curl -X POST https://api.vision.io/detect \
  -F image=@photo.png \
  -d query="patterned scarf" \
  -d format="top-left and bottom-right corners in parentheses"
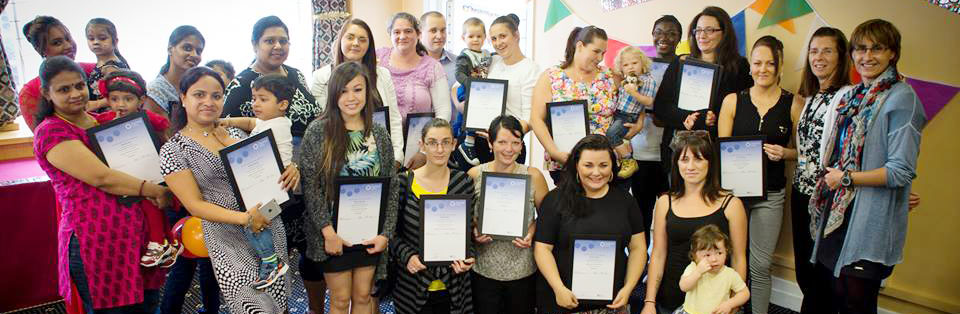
top-left (809, 67), bottom-right (901, 237)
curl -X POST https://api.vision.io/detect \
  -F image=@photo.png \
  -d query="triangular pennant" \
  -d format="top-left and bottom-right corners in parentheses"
top-left (638, 45), bottom-right (657, 58)
top-left (604, 38), bottom-right (630, 69)
top-left (544, 0), bottom-right (572, 31)
top-left (778, 19), bottom-right (796, 33)
top-left (750, 0), bottom-right (774, 14)
top-left (758, 0), bottom-right (813, 29)
top-left (676, 40), bottom-right (690, 55)
top-left (795, 15), bottom-right (829, 70)
top-left (905, 77), bottom-right (960, 121)
top-left (732, 10), bottom-right (747, 57)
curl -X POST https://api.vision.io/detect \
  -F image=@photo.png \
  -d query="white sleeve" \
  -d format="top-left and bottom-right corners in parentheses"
top-left (310, 65), bottom-right (332, 112)
top-left (273, 119), bottom-right (295, 167)
top-left (377, 67), bottom-right (404, 163)
top-left (519, 62), bottom-right (541, 122)
top-left (430, 62), bottom-right (452, 121)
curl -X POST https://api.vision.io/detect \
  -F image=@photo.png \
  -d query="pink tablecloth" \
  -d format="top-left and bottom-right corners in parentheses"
top-left (0, 158), bottom-right (59, 312)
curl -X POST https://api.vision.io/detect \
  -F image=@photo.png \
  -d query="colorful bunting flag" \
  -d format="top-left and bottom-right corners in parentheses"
top-left (545, 0), bottom-right (572, 31)
top-left (732, 10), bottom-right (748, 57)
top-left (758, 0), bottom-right (813, 29)
top-left (905, 77), bottom-right (960, 120)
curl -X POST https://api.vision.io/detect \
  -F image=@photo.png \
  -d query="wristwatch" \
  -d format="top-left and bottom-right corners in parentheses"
top-left (840, 170), bottom-right (853, 188)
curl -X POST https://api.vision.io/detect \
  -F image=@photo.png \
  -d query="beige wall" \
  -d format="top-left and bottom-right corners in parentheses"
top-left (348, 0), bottom-right (424, 49)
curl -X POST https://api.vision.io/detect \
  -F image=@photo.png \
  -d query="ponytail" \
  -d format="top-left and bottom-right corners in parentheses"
top-left (559, 26), bottom-right (607, 69)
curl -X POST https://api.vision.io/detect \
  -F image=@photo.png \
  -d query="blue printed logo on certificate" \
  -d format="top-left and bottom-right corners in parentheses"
top-left (480, 176), bottom-right (527, 237)
top-left (678, 61), bottom-right (718, 111)
top-left (464, 79), bottom-right (507, 130)
top-left (422, 198), bottom-right (468, 262)
top-left (228, 136), bottom-right (289, 209)
top-left (336, 183), bottom-right (383, 244)
top-left (571, 239), bottom-right (617, 300)
top-left (94, 117), bottom-right (164, 184)
top-left (548, 101), bottom-right (588, 154)
top-left (404, 113), bottom-right (435, 165)
top-left (719, 138), bottom-right (765, 198)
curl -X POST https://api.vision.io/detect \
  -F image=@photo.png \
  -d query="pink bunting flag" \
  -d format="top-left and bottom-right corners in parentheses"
top-left (905, 77), bottom-right (959, 121)
top-left (602, 38), bottom-right (656, 69)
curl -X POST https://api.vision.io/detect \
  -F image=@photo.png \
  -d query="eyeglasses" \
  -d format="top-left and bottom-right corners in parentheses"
top-left (423, 139), bottom-right (455, 151)
top-left (852, 44), bottom-right (888, 55)
top-left (653, 30), bottom-right (680, 38)
top-left (692, 27), bottom-right (722, 36)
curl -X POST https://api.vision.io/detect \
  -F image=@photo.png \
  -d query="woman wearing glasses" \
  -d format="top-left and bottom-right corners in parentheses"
top-left (653, 6), bottom-right (754, 172)
top-left (807, 19), bottom-right (925, 313)
top-left (391, 118), bottom-right (476, 314)
top-left (640, 131), bottom-right (747, 314)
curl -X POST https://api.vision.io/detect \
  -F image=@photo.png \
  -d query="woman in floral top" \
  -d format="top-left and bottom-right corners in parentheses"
top-left (530, 26), bottom-right (632, 182)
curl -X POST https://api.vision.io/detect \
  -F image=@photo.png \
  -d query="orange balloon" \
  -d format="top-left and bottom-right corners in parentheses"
top-left (181, 216), bottom-right (209, 258)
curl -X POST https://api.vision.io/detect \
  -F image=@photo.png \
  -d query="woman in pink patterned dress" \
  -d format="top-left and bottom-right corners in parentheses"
top-left (32, 56), bottom-right (173, 313)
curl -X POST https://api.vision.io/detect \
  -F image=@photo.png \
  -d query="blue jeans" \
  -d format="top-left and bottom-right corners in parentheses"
top-left (160, 209), bottom-right (220, 314)
top-left (605, 111), bottom-right (641, 145)
top-left (244, 227), bottom-right (277, 262)
top-left (69, 235), bottom-right (160, 314)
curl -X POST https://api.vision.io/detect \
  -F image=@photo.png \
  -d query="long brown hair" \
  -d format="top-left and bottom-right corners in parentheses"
top-left (319, 62), bottom-right (379, 202)
top-left (560, 26), bottom-right (607, 69)
top-left (688, 6), bottom-right (742, 78)
top-left (668, 132), bottom-right (727, 204)
top-left (798, 27), bottom-right (851, 97)
top-left (332, 19), bottom-right (378, 93)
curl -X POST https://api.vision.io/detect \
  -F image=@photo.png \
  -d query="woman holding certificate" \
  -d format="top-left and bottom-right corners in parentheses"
top-left (33, 56), bottom-right (173, 312)
top-left (298, 62), bottom-right (398, 314)
top-left (392, 118), bottom-right (476, 314)
top-left (640, 132), bottom-right (747, 314)
top-left (653, 6), bottom-right (753, 171)
top-left (530, 26), bottom-right (633, 183)
top-left (160, 66), bottom-right (300, 313)
top-left (467, 115), bottom-right (548, 314)
top-left (716, 36), bottom-right (797, 314)
top-left (807, 20), bottom-right (926, 313)
top-left (534, 135), bottom-right (647, 314)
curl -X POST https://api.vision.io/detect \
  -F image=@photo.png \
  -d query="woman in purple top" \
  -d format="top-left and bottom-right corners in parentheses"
top-left (33, 56), bottom-right (173, 313)
top-left (376, 12), bottom-right (452, 124)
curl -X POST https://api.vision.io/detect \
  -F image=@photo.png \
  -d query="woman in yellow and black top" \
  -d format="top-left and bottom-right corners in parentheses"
top-left (391, 118), bottom-right (476, 314)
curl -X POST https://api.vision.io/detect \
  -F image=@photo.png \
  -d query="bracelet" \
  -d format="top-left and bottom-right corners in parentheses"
top-left (644, 300), bottom-right (656, 304)
top-left (138, 180), bottom-right (146, 197)
top-left (245, 214), bottom-right (254, 230)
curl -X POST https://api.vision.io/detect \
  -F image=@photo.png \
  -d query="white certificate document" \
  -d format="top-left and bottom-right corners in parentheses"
top-left (677, 63), bottom-right (717, 111)
top-left (571, 239), bottom-right (617, 300)
top-left (464, 80), bottom-right (507, 130)
top-left (92, 117), bottom-right (164, 184)
top-left (719, 139), bottom-right (765, 197)
top-left (422, 198), bottom-right (468, 263)
top-left (336, 182), bottom-right (383, 244)
top-left (404, 115), bottom-right (434, 165)
top-left (549, 102), bottom-right (588, 154)
top-left (372, 108), bottom-right (388, 132)
top-left (480, 175), bottom-right (528, 238)
top-left (224, 135), bottom-right (289, 210)
top-left (650, 60), bottom-right (670, 93)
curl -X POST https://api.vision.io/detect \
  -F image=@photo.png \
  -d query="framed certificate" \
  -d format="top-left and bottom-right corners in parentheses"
top-left (718, 136), bottom-right (767, 200)
top-left (677, 58), bottom-right (721, 112)
top-left (419, 194), bottom-right (471, 266)
top-left (403, 112), bottom-right (436, 166)
top-left (220, 129), bottom-right (292, 211)
top-left (87, 112), bottom-right (164, 185)
top-left (546, 100), bottom-right (590, 155)
top-left (477, 172), bottom-right (532, 240)
top-left (649, 57), bottom-right (670, 93)
top-left (333, 176), bottom-right (390, 251)
top-left (372, 106), bottom-right (389, 134)
top-left (567, 234), bottom-right (624, 304)
top-left (463, 78), bottom-right (508, 131)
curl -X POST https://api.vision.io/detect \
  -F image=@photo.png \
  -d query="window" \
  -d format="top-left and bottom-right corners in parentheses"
top-left (424, 0), bottom-right (534, 57)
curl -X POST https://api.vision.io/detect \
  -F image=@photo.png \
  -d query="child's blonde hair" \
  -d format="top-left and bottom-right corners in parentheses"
top-left (688, 224), bottom-right (731, 262)
top-left (613, 46), bottom-right (652, 77)
top-left (463, 17), bottom-right (486, 35)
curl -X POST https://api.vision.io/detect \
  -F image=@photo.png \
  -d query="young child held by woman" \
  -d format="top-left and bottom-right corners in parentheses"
top-left (676, 224), bottom-right (750, 314)
top-left (607, 46), bottom-right (657, 178)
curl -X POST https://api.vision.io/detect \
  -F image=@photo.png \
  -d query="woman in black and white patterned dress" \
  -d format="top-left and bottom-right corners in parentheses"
top-left (160, 66), bottom-right (301, 313)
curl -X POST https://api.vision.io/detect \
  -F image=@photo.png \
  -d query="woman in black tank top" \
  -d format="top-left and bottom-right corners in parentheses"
top-left (640, 132), bottom-right (747, 314)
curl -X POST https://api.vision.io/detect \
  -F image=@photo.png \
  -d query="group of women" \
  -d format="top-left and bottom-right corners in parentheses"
top-left (22, 4), bottom-right (924, 314)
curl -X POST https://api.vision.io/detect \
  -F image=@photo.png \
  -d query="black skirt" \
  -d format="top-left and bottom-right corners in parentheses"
top-left (323, 247), bottom-right (381, 273)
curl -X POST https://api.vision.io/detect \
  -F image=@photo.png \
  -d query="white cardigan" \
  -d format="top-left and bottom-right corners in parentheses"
top-left (311, 65), bottom-right (404, 163)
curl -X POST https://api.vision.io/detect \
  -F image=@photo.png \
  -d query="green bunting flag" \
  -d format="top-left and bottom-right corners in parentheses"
top-left (544, 0), bottom-right (572, 31)
top-left (758, 0), bottom-right (814, 28)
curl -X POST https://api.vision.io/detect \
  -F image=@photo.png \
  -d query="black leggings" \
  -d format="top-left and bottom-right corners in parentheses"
top-left (809, 261), bottom-right (891, 314)
top-left (790, 187), bottom-right (817, 314)
top-left (472, 273), bottom-right (536, 314)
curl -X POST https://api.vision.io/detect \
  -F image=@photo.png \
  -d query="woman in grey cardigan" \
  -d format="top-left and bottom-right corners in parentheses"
top-left (807, 19), bottom-right (926, 313)
top-left (297, 61), bottom-right (399, 314)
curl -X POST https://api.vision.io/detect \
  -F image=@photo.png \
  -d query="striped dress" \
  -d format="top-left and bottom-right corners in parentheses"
top-left (391, 170), bottom-right (476, 314)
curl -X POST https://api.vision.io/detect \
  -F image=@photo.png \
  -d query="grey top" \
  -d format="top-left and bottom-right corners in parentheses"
top-left (471, 162), bottom-right (538, 281)
top-left (296, 118), bottom-right (399, 280)
top-left (146, 74), bottom-right (178, 113)
top-left (810, 80), bottom-right (926, 276)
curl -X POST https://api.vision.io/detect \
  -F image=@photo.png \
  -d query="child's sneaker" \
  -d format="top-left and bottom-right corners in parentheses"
top-left (618, 158), bottom-right (639, 179)
top-left (140, 241), bottom-right (170, 267)
top-left (253, 260), bottom-right (289, 290)
top-left (159, 240), bottom-right (184, 268)
top-left (457, 142), bottom-right (480, 166)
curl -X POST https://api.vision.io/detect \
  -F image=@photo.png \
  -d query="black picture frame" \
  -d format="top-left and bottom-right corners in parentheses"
top-left (332, 176), bottom-right (391, 252)
top-left (418, 194), bottom-right (472, 267)
top-left (86, 112), bottom-right (164, 205)
top-left (477, 172), bottom-right (532, 240)
top-left (403, 112), bottom-right (437, 166)
top-left (546, 100), bottom-right (590, 153)
top-left (565, 234), bottom-right (625, 305)
top-left (676, 57), bottom-right (722, 112)
top-left (219, 129), bottom-right (292, 211)
top-left (372, 106), bottom-right (390, 134)
top-left (462, 78), bottom-right (508, 132)
top-left (717, 135), bottom-right (768, 201)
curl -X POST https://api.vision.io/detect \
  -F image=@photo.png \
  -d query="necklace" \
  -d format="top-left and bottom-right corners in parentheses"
top-left (54, 112), bottom-right (97, 129)
top-left (187, 125), bottom-right (216, 137)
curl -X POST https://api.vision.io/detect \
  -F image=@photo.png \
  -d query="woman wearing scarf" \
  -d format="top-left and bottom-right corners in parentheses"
top-left (807, 19), bottom-right (926, 314)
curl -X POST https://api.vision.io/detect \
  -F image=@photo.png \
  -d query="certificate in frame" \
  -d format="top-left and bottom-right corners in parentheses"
top-left (677, 58), bottom-right (722, 112)
top-left (717, 135), bottom-right (767, 201)
top-left (220, 129), bottom-right (292, 211)
top-left (477, 172), bottom-right (532, 240)
top-left (403, 112), bottom-right (436, 166)
top-left (546, 100), bottom-right (590, 154)
top-left (333, 176), bottom-right (391, 251)
top-left (418, 194), bottom-right (472, 267)
top-left (372, 106), bottom-right (390, 134)
top-left (462, 78), bottom-right (508, 132)
top-left (649, 57), bottom-right (670, 93)
top-left (566, 234), bottom-right (625, 304)
top-left (86, 111), bottom-right (164, 183)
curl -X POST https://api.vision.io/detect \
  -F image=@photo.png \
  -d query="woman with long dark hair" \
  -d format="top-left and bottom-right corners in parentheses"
top-left (640, 132), bottom-right (747, 314)
top-left (298, 61), bottom-right (398, 313)
top-left (144, 25), bottom-right (205, 117)
top-left (534, 135), bottom-right (647, 313)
